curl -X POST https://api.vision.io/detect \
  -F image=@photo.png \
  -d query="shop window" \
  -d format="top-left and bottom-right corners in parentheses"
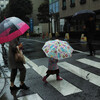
top-left (70, 0), bottom-right (75, 7)
top-left (80, 0), bottom-right (86, 4)
top-left (49, 0), bottom-right (52, 4)
top-left (62, 0), bottom-right (66, 10)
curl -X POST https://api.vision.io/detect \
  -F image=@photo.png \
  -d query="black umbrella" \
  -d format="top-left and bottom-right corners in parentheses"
top-left (72, 10), bottom-right (96, 20)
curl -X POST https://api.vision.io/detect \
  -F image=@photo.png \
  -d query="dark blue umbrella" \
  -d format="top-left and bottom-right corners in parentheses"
top-left (72, 10), bottom-right (96, 20)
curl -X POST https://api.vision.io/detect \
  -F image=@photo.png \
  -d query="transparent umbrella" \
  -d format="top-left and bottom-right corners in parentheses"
top-left (0, 17), bottom-right (29, 44)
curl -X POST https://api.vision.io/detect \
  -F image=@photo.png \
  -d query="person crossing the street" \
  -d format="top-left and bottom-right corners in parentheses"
top-left (42, 57), bottom-right (63, 83)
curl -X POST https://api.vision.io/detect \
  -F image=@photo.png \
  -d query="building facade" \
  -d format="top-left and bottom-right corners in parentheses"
top-left (30, 0), bottom-right (45, 26)
top-left (59, 0), bottom-right (100, 33)
top-left (0, 0), bottom-right (9, 11)
top-left (49, 0), bottom-right (60, 34)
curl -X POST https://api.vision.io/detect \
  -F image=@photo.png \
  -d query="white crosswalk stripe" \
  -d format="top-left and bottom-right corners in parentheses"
top-left (1, 41), bottom-right (100, 99)
top-left (18, 93), bottom-right (43, 100)
top-left (95, 55), bottom-right (100, 58)
top-left (74, 50), bottom-right (100, 58)
top-left (40, 65), bottom-right (82, 96)
top-left (24, 55), bottom-right (100, 96)
top-left (24, 63), bottom-right (30, 69)
top-left (24, 56), bottom-right (82, 96)
top-left (58, 62), bottom-right (100, 87)
top-left (77, 58), bottom-right (100, 69)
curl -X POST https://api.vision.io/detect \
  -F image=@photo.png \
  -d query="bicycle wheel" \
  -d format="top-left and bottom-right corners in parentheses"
top-left (0, 67), bottom-right (6, 97)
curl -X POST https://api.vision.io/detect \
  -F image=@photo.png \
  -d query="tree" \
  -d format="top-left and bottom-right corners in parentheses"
top-left (37, 1), bottom-right (50, 23)
top-left (7, 0), bottom-right (33, 22)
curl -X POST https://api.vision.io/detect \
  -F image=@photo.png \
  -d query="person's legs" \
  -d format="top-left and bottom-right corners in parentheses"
top-left (10, 68), bottom-right (19, 90)
top-left (87, 37), bottom-right (95, 56)
top-left (87, 38), bottom-right (93, 56)
top-left (10, 68), bottom-right (17, 87)
top-left (42, 74), bottom-right (50, 83)
top-left (19, 66), bottom-right (29, 90)
top-left (19, 67), bottom-right (26, 85)
top-left (56, 73), bottom-right (63, 80)
top-left (88, 43), bottom-right (93, 55)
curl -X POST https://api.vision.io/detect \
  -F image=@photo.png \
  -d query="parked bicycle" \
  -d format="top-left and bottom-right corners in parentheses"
top-left (0, 65), bottom-right (6, 97)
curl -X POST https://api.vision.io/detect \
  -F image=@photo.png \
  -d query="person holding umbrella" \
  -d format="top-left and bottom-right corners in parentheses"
top-left (83, 15), bottom-right (96, 56)
top-left (42, 39), bottom-right (74, 83)
top-left (9, 38), bottom-right (29, 90)
top-left (42, 57), bottom-right (63, 83)
top-left (0, 17), bottom-right (30, 90)
top-left (73, 10), bottom-right (96, 56)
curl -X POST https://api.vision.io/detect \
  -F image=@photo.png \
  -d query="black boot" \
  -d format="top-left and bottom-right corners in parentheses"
top-left (20, 83), bottom-right (29, 90)
top-left (10, 85), bottom-right (19, 91)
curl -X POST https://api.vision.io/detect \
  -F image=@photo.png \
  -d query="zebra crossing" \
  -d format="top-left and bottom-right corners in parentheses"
top-left (18, 93), bottom-right (43, 100)
top-left (1, 43), bottom-right (100, 100)
top-left (18, 54), bottom-right (100, 100)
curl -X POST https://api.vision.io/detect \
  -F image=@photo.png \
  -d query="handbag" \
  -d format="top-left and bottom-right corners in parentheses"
top-left (15, 46), bottom-right (26, 64)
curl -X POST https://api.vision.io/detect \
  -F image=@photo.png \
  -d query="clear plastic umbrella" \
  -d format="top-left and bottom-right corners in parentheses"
top-left (0, 17), bottom-right (29, 44)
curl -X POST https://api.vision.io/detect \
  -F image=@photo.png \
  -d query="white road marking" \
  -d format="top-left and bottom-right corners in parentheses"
top-left (24, 56), bottom-right (82, 96)
top-left (74, 50), bottom-right (100, 58)
top-left (77, 58), bottom-right (100, 69)
top-left (74, 50), bottom-right (88, 54)
top-left (32, 40), bottom-right (45, 43)
top-left (18, 93), bottom-right (43, 100)
top-left (95, 55), bottom-right (100, 58)
top-left (0, 52), bottom-right (4, 66)
top-left (24, 63), bottom-right (30, 69)
top-left (58, 62), bottom-right (100, 87)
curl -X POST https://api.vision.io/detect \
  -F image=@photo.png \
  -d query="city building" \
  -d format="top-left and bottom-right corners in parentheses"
top-left (30, 0), bottom-right (45, 26)
top-left (59, 0), bottom-right (100, 35)
top-left (49, 0), bottom-right (60, 34)
top-left (0, 0), bottom-right (9, 11)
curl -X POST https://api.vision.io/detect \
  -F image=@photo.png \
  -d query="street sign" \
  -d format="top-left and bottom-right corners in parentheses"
top-left (30, 18), bottom-right (33, 33)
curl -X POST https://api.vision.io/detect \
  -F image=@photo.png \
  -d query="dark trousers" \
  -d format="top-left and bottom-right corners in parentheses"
top-left (10, 67), bottom-right (26, 83)
top-left (46, 73), bottom-right (59, 78)
top-left (87, 38), bottom-right (95, 55)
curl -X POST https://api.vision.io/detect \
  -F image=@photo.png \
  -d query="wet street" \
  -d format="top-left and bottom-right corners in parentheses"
top-left (0, 37), bottom-right (100, 100)
top-left (21, 38), bottom-right (100, 59)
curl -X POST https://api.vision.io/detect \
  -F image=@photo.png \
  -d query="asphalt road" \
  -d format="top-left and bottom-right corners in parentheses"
top-left (0, 37), bottom-right (100, 100)
top-left (20, 38), bottom-right (100, 59)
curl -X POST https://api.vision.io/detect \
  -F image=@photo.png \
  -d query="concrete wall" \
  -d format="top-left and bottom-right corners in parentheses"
top-left (59, 0), bottom-right (100, 18)
top-left (34, 23), bottom-right (49, 34)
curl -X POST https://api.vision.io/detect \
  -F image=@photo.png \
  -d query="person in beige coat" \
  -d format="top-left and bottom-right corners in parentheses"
top-left (8, 38), bottom-right (29, 91)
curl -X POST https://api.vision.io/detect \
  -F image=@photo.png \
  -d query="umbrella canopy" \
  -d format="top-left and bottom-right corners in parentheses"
top-left (72, 10), bottom-right (96, 20)
top-left (42, 39), bottom-right (74, 60)
top-left (0, 17), bottom-right (29, 44)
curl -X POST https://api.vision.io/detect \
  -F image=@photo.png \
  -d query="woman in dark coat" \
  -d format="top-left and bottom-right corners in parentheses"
top-left (8, 38), bottom-right (29, 90)
top-left (84, 15), bottom-right (96, 56)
